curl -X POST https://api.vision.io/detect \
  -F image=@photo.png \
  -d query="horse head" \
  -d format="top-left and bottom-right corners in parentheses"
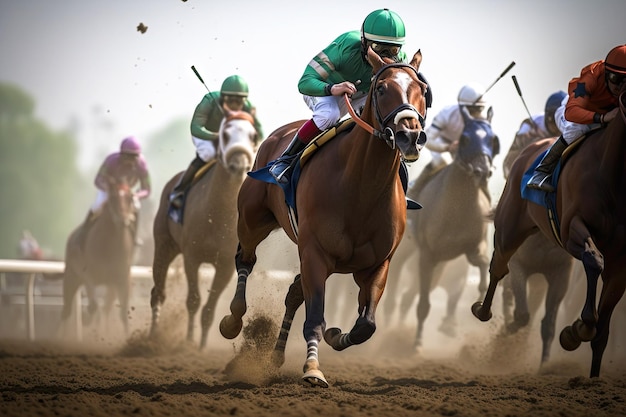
top-left (364, 47), bottom-right (428, 162)
top-left (455, 105), bottom-right (499, 183)
top-left (105, 176), bottom-right (136, 228)
top-left (217, 110), bottom-right (259, 174)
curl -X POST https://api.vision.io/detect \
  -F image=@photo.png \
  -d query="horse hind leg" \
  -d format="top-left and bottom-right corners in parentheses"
top-left (539, 271), bottom-right (568, 364)
top-left (272, 274), bottom-right (304, 368)
top-left (219, 244), bottom-right (256, 340)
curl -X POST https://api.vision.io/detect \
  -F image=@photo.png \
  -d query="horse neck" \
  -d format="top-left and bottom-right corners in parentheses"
top-left (347, 105), bottom-right (402, 188)
top-left (208, 160), bottom-right (246, 208)
top-left (598, 105), bottom-right (626, 183)
top-left (102, 197), bottom-right (132, 232)
top-left (447, 162), bottom-right (484, 199)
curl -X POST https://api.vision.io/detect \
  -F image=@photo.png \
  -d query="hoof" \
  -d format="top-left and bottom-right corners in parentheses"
top-left (302, 369), bottom-right (329, 388)
top-left (572, 319), bottom-right (596, 342)
top-left (559, 326), bottom-right (582, 351)
top-left (219, 314), bottom-right (243, 339)
top-left (471, 302), bottom-right (492, 322)
top-left (323, 327), bottom-right (342, 345)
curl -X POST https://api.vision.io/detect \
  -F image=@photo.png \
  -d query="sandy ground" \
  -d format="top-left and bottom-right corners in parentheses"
top-left (2, 243), bottom-right (626, 417)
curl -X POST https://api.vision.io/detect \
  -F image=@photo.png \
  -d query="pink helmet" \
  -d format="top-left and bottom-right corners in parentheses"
top-left (120, 136), bottom-right (141, 155)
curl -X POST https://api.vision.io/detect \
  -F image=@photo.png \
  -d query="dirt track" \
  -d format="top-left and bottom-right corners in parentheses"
top-left (1, 305), bottom-right (626, 417)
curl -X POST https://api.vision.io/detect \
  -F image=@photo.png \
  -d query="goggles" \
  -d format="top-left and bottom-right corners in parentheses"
top-left (369, 42), bottom-right (401, 57)
top-left (224, 95), bottom-right (245, 104)
top-left (607, 71), bottom-right (625, 86)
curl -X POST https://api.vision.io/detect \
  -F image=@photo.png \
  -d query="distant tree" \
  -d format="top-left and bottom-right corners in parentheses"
top-left (0, 82), bottom-right (82, 258)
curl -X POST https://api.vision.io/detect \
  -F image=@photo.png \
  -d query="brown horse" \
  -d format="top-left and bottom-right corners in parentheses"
top-left (61, 177), bottom-right (137, 336)
top-left (472, 89), bottom-right (626, 378)
top-left (219, 48), bottom-right (428, 387)
top-left (390, 107), bottom-right (498, 349)
top-left (150, 110), bottom-right (259, 348)
top-left (499, 136), bottom-right (575, 366)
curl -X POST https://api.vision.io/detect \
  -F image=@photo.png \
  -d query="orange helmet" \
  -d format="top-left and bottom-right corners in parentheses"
top-left (605, 44), bottom-right (626, 75)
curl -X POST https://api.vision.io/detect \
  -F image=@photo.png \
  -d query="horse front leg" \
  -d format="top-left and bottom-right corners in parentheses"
top-left (589, 268), bottom-right (625, 378)
top-left (184, 258), bottom-right (202, 344)
top-left (414, 260), bottom-right (435, 349)
top-left (272, 274), bottom-right (304, 368)
top-left (150, 241), bottom-right (178, 337)
top-left (471, 231), bottom-right (516, 323)
top-left (199, 258), bottom-right (234, 350)
top-left (296, 256), bottom-right (329, 388)
top-left (324, 263), bottom-right (389, 352)
top-left (219, 244), bottom-right (256, 340)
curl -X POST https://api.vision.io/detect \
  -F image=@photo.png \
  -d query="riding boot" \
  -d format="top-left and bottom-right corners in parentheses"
top-left (169, 155), bottom-right (206, 208)
top-left (526, 136), bottom-right (568, 192)
top-left (269, 134), bottom-right (308, 185)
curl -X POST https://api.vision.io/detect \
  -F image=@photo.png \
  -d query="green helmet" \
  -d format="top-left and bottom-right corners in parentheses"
top-left (220, 75), bottom-right (249, 97)
top-left (361, 8), bottom-right (406, 45)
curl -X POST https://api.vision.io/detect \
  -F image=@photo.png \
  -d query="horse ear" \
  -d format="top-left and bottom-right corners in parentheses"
top-left (367, 46), bottom-right (384, 71)
top-left (410, 49), bottom-right (422, 72)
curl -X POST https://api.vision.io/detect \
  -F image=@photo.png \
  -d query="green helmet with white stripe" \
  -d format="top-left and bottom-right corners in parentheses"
top-left (361, 8), bottom-right (406, 45)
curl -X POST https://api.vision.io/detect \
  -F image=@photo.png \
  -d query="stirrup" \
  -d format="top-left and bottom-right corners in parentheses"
top-left (269, 157), bottom-right (295, 184)
top-left (169, 191), bottom-right (184, 208)
top-left (527, 173), bottom-right (554, 192)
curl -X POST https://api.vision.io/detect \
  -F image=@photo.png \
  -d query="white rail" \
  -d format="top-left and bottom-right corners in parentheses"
top-left (0, 259), bottom-right (155, 341)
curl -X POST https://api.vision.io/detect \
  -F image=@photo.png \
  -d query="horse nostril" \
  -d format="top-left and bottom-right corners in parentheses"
top-left (418, 131), bottom-right (427, 146)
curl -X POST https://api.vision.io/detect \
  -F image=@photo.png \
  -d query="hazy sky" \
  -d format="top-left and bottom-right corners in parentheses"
top-left (1, 0), bottom-right (624, 176)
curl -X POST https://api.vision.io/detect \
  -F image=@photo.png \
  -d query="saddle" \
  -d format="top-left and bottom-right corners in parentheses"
top-left (168, 160), bottom-right (217, 224)
top-left (520, 129), bottom-right (599, 246)
top-left (248, 118), bottom-right (421, 237)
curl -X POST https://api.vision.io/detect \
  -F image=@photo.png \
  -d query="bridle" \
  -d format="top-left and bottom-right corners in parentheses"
top-left (346, 62), bottom-right (427, 150)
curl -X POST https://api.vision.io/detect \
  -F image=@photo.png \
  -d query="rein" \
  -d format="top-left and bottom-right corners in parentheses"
top-left (344, 62), bottom-right (426, 149)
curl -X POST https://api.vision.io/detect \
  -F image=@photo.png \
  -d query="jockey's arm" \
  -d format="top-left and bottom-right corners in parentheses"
top-left (94, 161), bottom-right (111, 191)
top-left (134, 163), bottom-right (151, 200)
top-left (191, 95), bottom-right (220, 141)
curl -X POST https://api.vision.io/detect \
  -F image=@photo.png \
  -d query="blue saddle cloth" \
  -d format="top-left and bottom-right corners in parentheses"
top-left (520, 150), bottom-right (563, 241)
top-left (520, 149), bottom-right (562, 209)
top-left (248, 158), bottom-right (302, 209)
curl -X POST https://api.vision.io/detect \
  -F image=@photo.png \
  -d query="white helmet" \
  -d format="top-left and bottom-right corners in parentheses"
top-left (457, 83), bottom-right (488, 107)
